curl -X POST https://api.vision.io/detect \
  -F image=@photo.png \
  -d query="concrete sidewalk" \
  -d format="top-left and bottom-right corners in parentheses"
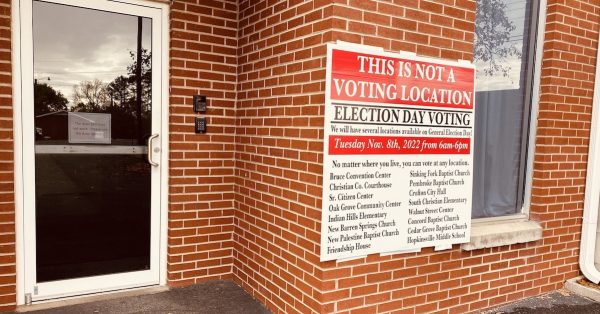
top-left (13, 281), bottom-right (271, 314)
top-left (12, 283), bottom-right (600, 314)
top-left (483, 289), bottom-right (600, 314)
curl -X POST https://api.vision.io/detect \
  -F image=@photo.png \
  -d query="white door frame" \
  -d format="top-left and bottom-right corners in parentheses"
top-left (12, 0), bottom-right (169, 305)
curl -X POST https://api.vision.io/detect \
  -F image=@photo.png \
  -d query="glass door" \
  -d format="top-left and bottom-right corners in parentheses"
top-left (20, 0), bottom-right (164, 301)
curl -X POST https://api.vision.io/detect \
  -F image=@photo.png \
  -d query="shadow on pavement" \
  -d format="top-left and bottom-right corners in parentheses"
top-left (484, 290), bottom-right (600, 314)
top-left (13, 280), bottom-right (271, 314)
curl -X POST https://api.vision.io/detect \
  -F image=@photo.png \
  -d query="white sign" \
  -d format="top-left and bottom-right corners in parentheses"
top-left (68, 112), bottom-right (111, 144)
top-left (320, 43), bottom-right (475, 261)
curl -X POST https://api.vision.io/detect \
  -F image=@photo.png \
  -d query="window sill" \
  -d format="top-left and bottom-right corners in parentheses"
top-left (461, 219), bottom-right (542, 251)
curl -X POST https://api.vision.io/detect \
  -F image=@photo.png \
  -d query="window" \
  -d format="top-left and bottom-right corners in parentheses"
top-left (472, 0), bottom-right (541, 219)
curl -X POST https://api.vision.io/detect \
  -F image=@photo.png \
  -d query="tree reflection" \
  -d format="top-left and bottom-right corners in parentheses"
top-left (35, 50), bottom-right (152, 144)
top-left (71, 79), bottom-right (109, 112)
top-left (71, 49), bottom-right (151, 113)
top-left (34, 82), bottom-right (68, 116)
top-left (474, 0), bottom-right (522, 79)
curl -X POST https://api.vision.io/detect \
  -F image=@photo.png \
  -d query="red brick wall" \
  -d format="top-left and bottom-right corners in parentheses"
top-left (531, 2), bottom-right (598, 223)
top-left (312, 1), bottom-right (596, 313)
top-left (530, 0), bottom-right (600, 298)
top-left (167, 0), bottom-right (238, 286)
top-left (234, 0), bottom-right (331, 313)
top-left (234, 0), bottom-right (599, 314)
top-left (0, 0), bottom-right (597, 312)
top-left (0, 0), bottom-right (14, 311)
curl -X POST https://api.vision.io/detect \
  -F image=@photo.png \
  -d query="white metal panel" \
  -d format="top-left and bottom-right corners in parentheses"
top-left (35, 145), bottom-right (148, 154)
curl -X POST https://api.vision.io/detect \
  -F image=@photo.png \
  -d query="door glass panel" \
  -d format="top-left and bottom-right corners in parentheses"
top-left (33, 1), bottom-right (153, 282)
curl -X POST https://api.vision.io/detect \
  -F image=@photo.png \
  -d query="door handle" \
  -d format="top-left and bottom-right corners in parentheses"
top-left (147, 133), bottom-right (159, 167)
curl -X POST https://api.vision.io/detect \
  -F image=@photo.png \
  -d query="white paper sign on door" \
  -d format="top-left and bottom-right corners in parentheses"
top-left (68, 112), bottom-right (111, 144)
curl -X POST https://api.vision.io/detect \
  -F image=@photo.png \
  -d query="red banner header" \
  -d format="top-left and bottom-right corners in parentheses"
top-left (329, 136), bottom-right (471, 155)
top-left (330, 49), bottom-right (475, 110)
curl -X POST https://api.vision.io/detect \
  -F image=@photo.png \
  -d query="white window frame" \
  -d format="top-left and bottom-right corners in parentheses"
top-left (12, 0), bottom-right (170, 305)
top-left (472, 0), bottom-right (547, 226)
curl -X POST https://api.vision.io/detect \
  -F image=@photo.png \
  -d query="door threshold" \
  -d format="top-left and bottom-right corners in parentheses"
top-left (16, 285), bottom-right (169, 312)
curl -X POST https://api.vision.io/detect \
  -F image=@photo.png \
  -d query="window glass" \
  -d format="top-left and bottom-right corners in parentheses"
top-left (33, 1), bottom-right (154, 282)
top-left (472, 0), bottom-right (539, 218)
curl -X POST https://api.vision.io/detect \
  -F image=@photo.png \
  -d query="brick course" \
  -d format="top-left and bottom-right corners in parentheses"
top-left (235, 0), bottom-right (329, 312)
top-left (168, 0), bottom-right (238, 287)
top-left (0, 0), bottom-right (14, 311)
top-left (234, 0), bottom-right (598, 313)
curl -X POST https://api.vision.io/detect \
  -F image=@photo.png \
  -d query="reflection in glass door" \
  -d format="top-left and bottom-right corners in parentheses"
top-left (20, 0), bottom-right (164, 299)
top-left (33, 1), bottom-right (153, 282)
